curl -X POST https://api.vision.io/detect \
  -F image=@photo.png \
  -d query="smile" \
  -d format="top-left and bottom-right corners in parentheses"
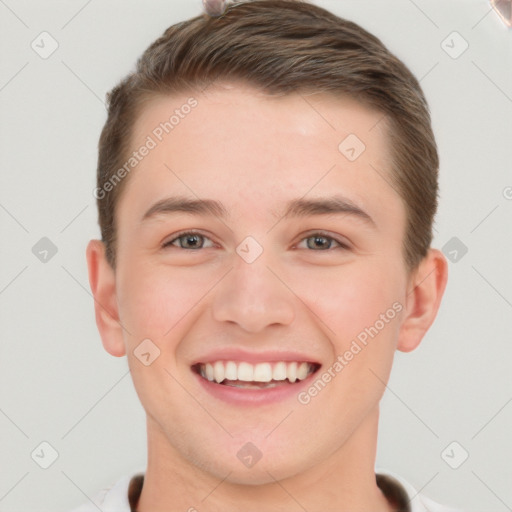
top-left (193, 360), bottom-right (320, 389)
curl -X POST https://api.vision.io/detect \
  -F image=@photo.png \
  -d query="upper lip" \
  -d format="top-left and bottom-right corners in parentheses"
top-left (191, 348), bottom-right (322, 366)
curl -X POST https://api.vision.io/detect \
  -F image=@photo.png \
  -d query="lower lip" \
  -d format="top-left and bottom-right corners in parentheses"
top-left (192, 368), bottom-right (320, 405)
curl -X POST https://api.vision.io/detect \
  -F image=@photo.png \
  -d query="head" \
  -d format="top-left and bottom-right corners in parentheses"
top-left (87, 0), bottom-right (447, 485)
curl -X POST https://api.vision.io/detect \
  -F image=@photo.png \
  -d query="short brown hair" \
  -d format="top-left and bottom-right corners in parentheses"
top-left (96, 0), bottom-right (439, 272)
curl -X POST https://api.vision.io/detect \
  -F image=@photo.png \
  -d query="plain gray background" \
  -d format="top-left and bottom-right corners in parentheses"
top-left (1, 0), bottom-right (511, 510)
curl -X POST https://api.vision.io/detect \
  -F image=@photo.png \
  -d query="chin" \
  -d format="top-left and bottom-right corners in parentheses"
top-left (189, 437), bottom-right (315, 485)
top-left (209, 458), bottom-right (305, 486)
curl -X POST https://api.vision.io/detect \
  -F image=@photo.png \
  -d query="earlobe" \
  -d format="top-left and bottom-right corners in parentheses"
top-left (397, 249), bottom-right (448, 353)
top-left (86, 240), bottom-right (126, 357)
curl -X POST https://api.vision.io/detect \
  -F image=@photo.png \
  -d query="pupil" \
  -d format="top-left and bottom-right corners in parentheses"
top-left (310, 236), bottom-right (328, 249)
top-left (185, 235), bottom-right (200, 248)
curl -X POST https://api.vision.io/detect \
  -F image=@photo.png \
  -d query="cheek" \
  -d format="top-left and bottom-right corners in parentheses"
top-left (296, 260), bottom-right (403, 342)
top-left (297, 259), bottom-right (404, 401)
top-left (116, 262), bottom-right (213, 342)
top-left (292, 264), bottom-right (403, 429)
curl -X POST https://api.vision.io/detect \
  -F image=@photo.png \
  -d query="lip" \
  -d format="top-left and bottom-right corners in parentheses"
top-left (191, 355), bottom-right (321, 406)
top-left (192, 367), bottom-right (320, 405)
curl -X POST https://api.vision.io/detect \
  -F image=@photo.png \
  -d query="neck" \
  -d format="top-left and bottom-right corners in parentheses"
top-left (137, 407), bottom-right (392, 512)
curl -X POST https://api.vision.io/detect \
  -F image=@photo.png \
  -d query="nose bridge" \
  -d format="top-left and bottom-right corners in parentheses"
top-left (211, 243), bottom-right (295, 332)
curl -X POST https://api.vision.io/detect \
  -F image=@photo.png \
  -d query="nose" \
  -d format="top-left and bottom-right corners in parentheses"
top-left (211, 250), bottom-right (296, 333)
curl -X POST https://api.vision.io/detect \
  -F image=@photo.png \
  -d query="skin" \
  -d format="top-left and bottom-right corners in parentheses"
top-left (86, 83), bottom-right (448, 512)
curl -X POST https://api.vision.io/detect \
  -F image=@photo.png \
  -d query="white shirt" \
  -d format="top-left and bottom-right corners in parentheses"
top-left (69, 468), bottom-right (464, 512)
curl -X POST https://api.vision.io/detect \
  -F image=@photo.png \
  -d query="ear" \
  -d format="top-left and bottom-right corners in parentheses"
top-left (397, 248), bottom-right (448, 353)
top-left (86, 240), bottom-right (126, 357)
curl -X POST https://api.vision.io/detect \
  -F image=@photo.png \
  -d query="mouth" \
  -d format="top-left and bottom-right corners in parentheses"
top-left (192, 360), bottom-right (321, 390)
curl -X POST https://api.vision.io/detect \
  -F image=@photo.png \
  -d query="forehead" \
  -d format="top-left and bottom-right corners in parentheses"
top-left (133, 83), bottom-right (390, 160)
top-left (119, 83), bottom-right (402, 230)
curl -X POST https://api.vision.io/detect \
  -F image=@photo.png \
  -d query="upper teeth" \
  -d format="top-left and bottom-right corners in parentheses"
top-left (198, 361), bottom-right (315, 384)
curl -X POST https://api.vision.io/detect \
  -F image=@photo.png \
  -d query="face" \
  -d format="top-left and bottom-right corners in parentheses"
top-left (106, 84), bottom-right (413, 483)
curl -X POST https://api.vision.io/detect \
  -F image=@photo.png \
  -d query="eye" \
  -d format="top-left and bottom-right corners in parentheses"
top-left (162, 231), bottom-right (215, 250)
top-left (161, 230), bottom-right (349, 251)
top-left (296, 232), bottom-right (349, 251)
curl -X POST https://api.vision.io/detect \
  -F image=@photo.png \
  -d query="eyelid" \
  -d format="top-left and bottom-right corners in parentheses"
top-left (162, 229), bottom-right (351, 251)
top-left (294, 230), bottom-right (351, 250)
top-left (162, 229), bottom-right (216, 248)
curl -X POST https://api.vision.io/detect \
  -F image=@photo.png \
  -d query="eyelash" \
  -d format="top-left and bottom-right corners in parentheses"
top-left (161, 230), bottom-right (350, 251)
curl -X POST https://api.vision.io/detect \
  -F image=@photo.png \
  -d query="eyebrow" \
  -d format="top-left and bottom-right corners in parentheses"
top-left (141, 195), bottom-right (376, 227)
